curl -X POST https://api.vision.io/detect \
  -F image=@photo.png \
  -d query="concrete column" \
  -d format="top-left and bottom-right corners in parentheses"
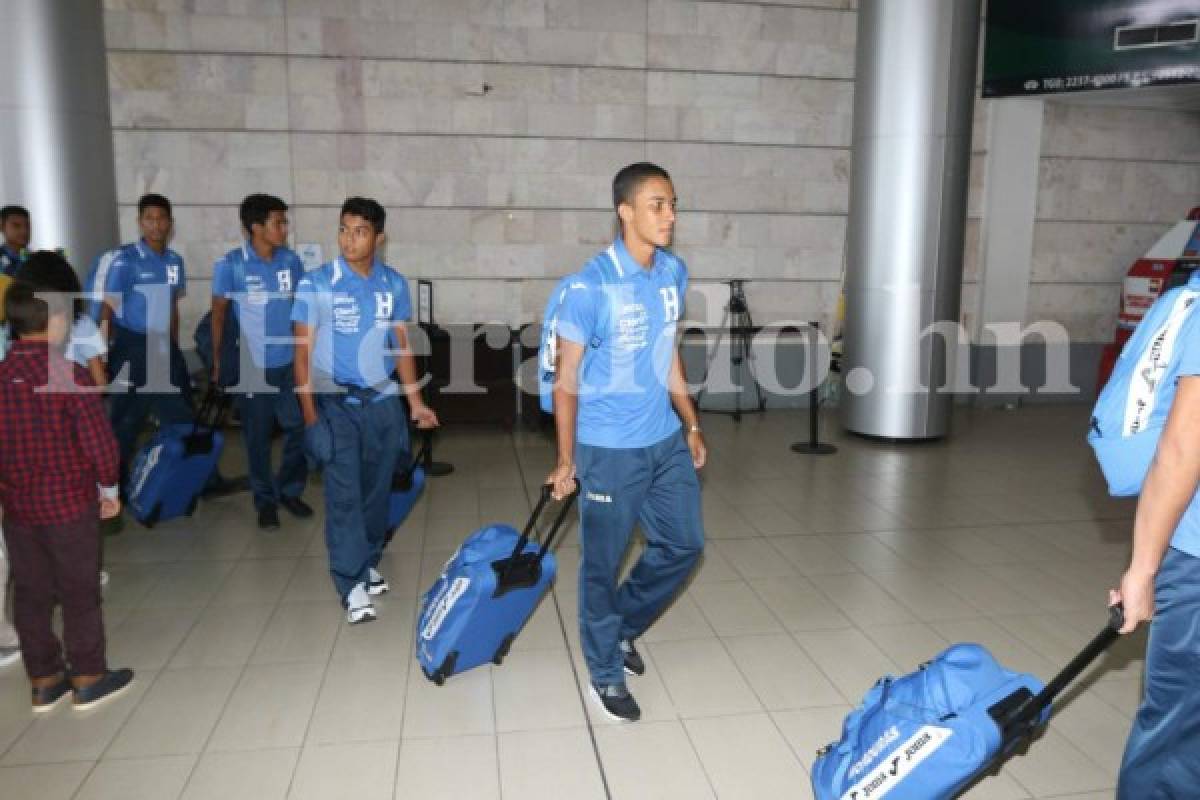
top-left (840, 0), bottom-right (982, 440)
top-left (0, 0), bottom-right (118, 270)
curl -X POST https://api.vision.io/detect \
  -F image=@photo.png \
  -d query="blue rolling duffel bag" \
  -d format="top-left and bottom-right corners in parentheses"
top-left (812, 606), bottom-right (1124, 800)
top-left (126, 388), bottom-right (228, 528)
top-left (416, 485), bottom-right (577, 685)
top-left (386, 438), bottom-right (428, 545)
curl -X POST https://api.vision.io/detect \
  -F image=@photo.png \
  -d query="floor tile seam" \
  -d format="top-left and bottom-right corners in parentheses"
top-left (386, 598), bottom-right (424, 800)
top-left (846, 557), bottom-right (996, 619)
top-left (792, 564), bottom-right (934, 636)
top-left (59, 550), bottom-right (266, 799)
top-left (508, 431), bottom-right (613, 800)
top-left (677, 692), bottom-right (851, 718)
top-left (170, 555), bottom-right (304, 799)
top-left (676, 708), bottom-right (794, 798)
top-left (0, 713), bottom-right (33, 765)
top-left (784, 621), bottom-right (901, 706)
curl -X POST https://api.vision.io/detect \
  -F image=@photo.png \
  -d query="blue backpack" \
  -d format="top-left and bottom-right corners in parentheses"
top-left (193, 257), bottom-right (247, 388)
top-left (1088, 283), bottom-right (1200, 496)
top-left (535, 248), bottom-right (619, 414)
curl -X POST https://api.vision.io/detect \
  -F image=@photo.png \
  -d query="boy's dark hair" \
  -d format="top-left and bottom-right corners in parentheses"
top-left (612, 162), bottom-right (672, 212)
top-left (240, 193), bottom-right (288, 233)
top-left (340, 197), bottom-right (386, 233)
top-left (15, 250), bottom-right (84, 321)
top-left (0, 205), bottom-right (29, 224)
top-left (3, 279), bottom-right (71, 339)
top-left (137, 193), bottom-right (172, 217)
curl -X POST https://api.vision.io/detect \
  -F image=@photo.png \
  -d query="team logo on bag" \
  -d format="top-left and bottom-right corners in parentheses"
top-left (847, 726), bottom-right (900, 780)
top-left (420, 576), bottom-right (470, 640)
top-left (840, 726), bottom-right (952, 800)
top-left (129, 444), bottom-right (163, 505)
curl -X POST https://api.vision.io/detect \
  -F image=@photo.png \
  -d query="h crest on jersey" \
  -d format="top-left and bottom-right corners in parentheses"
top-left (375, 291), bottom-right (394, 321)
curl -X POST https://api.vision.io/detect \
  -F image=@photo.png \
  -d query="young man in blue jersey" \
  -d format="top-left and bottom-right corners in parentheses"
top-left (1, 206), bottom-right (31, 276)
top-left (100, 194), bottom-right (195, 486)
top-left (293, 197), bottom-right (438, 624)
top-left (1107, 285), bottom-right (1200, 796)
top-left (546, 163), bottom-right (706, 722)
top-left (211, 194), bottom-right (311, 531)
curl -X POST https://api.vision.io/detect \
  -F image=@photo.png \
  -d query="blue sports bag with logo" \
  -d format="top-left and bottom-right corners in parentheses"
top-left (812, 608), bottom-right (1122, 800)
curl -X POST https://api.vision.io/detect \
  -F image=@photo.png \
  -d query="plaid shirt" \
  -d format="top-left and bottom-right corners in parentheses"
top-left (0, 341), bottom-right (118, 525)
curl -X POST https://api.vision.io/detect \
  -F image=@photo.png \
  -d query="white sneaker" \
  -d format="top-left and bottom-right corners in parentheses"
top-left (366, 567), bottom-right (389, 596)
top-left (345, 583), bottom-right (376, 625)
top-left (99, 570), bottom-right (109, 587)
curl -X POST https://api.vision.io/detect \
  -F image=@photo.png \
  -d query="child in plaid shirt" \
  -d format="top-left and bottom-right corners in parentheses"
top-left (0, 252), bottom-right (133, 711)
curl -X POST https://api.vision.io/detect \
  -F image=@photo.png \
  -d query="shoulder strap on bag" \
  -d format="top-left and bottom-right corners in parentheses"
top-left (1122, 288), bottom-right (1199, 436)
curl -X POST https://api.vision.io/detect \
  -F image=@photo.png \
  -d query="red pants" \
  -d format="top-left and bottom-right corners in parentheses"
top-left (2, 512), bottom-right (106, 679)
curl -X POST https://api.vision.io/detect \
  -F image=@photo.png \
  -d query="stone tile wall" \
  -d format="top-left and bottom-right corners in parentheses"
top-left (1029, 102), bottom-right (1200, 342)
top-left (103, 1), bottom-right (1200, 344)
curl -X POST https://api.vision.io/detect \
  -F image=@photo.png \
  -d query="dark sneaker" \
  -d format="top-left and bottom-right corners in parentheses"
top-left (202, 473), bottom-right (250, 499)
top-left (72, 669), bottom-right (134, 711)
top-left (258, 506), bottom-right (281, 531)
top-left (590, 683), bottom-right (641, 723)
top-left (31, 676), bottom-right (70, 713)
top-left (366, 567), bottom-right (389, 596)
top-left (620, 639), bottom-right (645, 676)
top-left (279, 495), bottom-right (314, 518)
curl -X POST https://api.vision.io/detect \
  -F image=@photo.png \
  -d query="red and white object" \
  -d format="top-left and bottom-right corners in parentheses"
top-left (1097, 208), bottom-right (1200, 390)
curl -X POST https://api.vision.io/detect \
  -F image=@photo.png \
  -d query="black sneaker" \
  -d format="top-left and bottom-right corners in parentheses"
top-left (620, 639), bottom-right (645, 676)
top-left (72, 668), bottom-right (134, 711)
top-left (590, 683), bottom-right (641, 722)
top-left (201, 473), bottom-right (249, 499)
top-left (279, 495), bottom-right (314, 518)
top-left (258, 506), bottom-right (281, 530)
top-left (31, 676), bottom-right (71, 713)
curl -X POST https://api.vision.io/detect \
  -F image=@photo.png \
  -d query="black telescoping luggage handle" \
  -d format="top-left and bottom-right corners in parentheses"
top-left (183, 384), bottom-right (231, 455)
top-left (492, 484), bottom-right (579, 594)
top-left (392, 438), bottom-right (431, 490)
top-left (1000, 604), bottom-right (1125, 741)
top-left (512, 483), bottom-right (579, 564)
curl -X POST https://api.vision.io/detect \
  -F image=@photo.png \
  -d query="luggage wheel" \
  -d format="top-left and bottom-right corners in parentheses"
top-left (492, 634), bottom-right (515, 666)
top-left (427, 652), bottom-right (457, 686)
top-left (142, 503), bottom-right (162, 529)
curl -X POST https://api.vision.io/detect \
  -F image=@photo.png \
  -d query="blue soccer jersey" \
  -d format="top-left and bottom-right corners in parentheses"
top-left (103, 240), bottom-right (186, 334)
top-left (291, 257), bottom-right (412, 389)
top-left (213, 242), bottom-right (305, 369)
top-left (556, 239), bottom-right (687, 448)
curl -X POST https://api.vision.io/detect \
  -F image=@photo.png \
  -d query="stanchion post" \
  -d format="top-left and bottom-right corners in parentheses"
top-left (791, 320), bottom-right (837, 456)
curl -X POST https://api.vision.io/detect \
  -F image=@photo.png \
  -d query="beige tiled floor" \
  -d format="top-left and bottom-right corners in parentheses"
top-left (0, 406), bottom-right (1142, 798)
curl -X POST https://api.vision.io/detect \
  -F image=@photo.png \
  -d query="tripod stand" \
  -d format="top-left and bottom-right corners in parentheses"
top-left (695, 280), bottom-right (767, 422)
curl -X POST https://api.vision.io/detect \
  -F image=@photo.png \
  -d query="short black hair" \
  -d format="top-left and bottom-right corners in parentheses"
top-left (15, 250), bottom-right (84, 321)
top-left (4, 278), bottom-right (72, 339)
top-left (5, 281), bottom-right (48, 338)
top-left (137, 193), bottom-right (172, 217)
top-left (240, 193), bottom-right (288, 233)
top-left (340, 196), bottom-right (386, 233)
top-left (0, 205), bottom-right (29, 224)
top-left (612, 162), bottom-right (672, 212)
